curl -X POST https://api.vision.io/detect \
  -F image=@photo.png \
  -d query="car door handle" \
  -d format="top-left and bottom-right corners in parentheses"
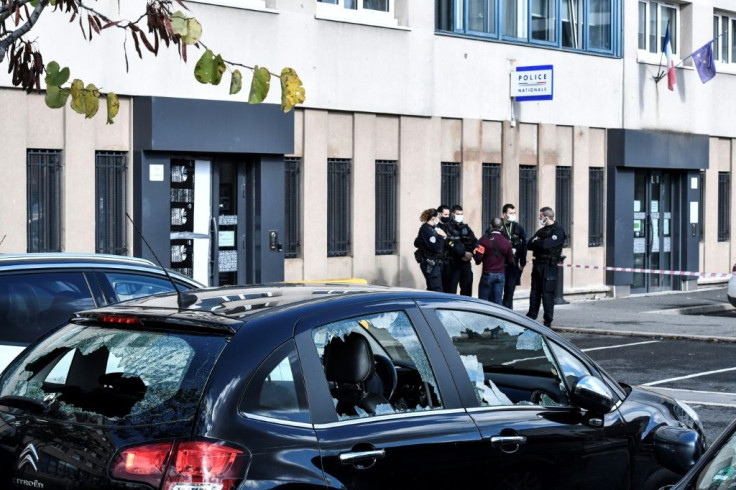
top-left (490, 435), bottom-right (527, 447)
top-left (339, 449), bottom-right (386, 465)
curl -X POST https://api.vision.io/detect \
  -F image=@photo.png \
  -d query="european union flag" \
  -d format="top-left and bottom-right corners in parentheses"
top-left (693, 41), bottom-right (716, 84)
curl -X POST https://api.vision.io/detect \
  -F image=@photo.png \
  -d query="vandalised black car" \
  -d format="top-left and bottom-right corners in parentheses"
top-left (0, 284), bottom-right (705, 489)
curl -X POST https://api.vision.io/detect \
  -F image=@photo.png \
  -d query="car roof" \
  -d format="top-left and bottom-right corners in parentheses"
top-left (0, 253), bottom-right (203, 287)
top-left (86, 283), bottom-right (459, 323)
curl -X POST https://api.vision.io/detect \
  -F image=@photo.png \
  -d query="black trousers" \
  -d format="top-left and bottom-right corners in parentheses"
top-left (421, 261), bottom-right (443, 292)
top-left (502, 264), bottom-right (522, 309)
top-left (446, 260), bottom-right (473, 296)
top-left (526, 261), bottom-right (558, 325)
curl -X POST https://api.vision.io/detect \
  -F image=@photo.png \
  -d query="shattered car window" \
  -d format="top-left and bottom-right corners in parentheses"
top-left (0, 324), bottom-right (226, 425)
top-left (435, 309), bottom-right (569, 407)
top-left (695, 429), bottom-right (736, 489)
top-left (312, 311), bottom-right (443, 421)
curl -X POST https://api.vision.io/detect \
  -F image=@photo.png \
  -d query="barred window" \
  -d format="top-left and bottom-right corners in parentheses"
top-left (327, 159), bottom-right (351, 257)
top-left (519, 165), bottom-right (538, 237)
top-left (95, 152), bottom-right (127, 255)
top-left (718, 172), bottom-right (730, 242)
top-left (588, 168), bottom-right (604, 247)
top-left (441, 162), bottom-right (462, 207)
top-left (555, 166), bottom-right (572, 246)
top-left (375, 161), bottom-right (397, 255)
top-left (482, 164), bottom-right (502, 232)
top-left (284, 157), bottom-right (301, 259)
top-left (27, 150), bottom-right (63, 253)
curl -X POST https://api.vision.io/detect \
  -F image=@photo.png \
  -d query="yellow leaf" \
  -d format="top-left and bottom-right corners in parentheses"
top-left (279, 68), bottom-right (305, 113)
top-left (106, 92), bottom-right (120, 124)
top-left (229, 70), bottom-right (242, 95)
top-left (170, 11), bottom-right (188, 36)
top-left (248, 66), bottom-right (270, 104)
top-left (183, 18), bottom-right (202, 45)
top-left (82, 84), bottom-right (100, 118)
top-left (70, 79), bottom-right (85, 115)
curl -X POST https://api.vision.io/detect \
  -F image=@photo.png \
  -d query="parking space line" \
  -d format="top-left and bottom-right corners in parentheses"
top-left (644, 386), bottom-right (736, 408)
top-left (580, 340), bottom-right (660, 352)
top-left (643, 367), bottom-right (736, 386)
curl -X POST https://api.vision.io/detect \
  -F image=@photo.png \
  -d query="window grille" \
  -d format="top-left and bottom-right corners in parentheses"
top-left (327, 159), bottom-right (351, 257)
top-left (441, 162), bottom-right (462, 207)
top-left (95, 152), bottom-right (127, 255)
top-left (284, 158), bottom-right (301, 258)
top-left (519, 165), bottom-right (538, 237)
top-left (375, 161), bottom-right (397, 255)
top-left (555, 166), bottom-right (572, 246)
top-left (718, 172), bottom-right (730, 242)
top-left (27, 150), bottom-right (62, 253)
top-left (588, 168), bottom-right (604, 247)
top-left (482, 164), bottom-right (502, 232)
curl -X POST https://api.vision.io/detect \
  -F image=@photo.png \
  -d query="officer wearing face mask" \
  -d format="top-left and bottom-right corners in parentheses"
top-left (444, 205), bottom-right (478, 296)
top-left (413, 208), bottom-right (447, 292)
top-left (526, 206), bottom-right (566, 328)
top-left (435, 204), bottom-right (453, 292)
top-left (485, 204), bottom-right (527, 309)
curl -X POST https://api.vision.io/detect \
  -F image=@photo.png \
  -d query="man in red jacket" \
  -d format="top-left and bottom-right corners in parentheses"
top-left (474, 217), bottom-right (514, 305)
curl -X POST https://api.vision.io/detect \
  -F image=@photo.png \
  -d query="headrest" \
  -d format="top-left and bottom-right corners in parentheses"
top-left (324, 332), bottom-right (375, 384)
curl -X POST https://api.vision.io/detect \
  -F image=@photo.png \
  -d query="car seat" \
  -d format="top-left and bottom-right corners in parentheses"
top-left (323, 332), bottom-right (391, 417)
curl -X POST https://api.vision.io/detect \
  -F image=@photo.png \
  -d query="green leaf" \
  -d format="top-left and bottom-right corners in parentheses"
top-left (83, 83), bottom-right (100, 118)
top-left (229, 69), bottom-right (242, 95)
top-left (182, 18), bottom-right (202, 45)
top-left (170, 11), bottom-right (188, 36)
top-left (30, 0), bottom-right (39, 7)
top-left (106, 92), bottom-right (120, 124)
top-left (248, 66), bottom-right (270, 104)
top-left (194, 50), bottom-right (226, 85)
top-left (69, 79), bottom-right (85, 114)
top-left (280, 67), bottom-right (306, 113)
top-left (45, 85), bottom-right (70, 109)
top-left (45, 61), bottom-right (70, 87)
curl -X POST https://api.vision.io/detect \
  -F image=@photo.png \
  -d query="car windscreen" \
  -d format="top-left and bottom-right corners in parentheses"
top-left (0, 324), bottom-right (227, 426)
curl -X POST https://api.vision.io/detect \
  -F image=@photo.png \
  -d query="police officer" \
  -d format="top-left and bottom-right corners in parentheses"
top-left (496, 204), bottom-right (527, 309)
top-left (444, 205), bottom-right (478, 297)
top-left (435, 205), bottom-right (453, 292)
top-left (414, 208), bottom-right (447, 292)
top-left (526, 207), bottom-right (566, 327)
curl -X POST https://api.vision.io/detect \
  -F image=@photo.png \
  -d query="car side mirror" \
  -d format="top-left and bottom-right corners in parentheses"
top-left (653, 425), bottom-right (702, 475)
top-left (570, 375), bottom-right (615, 414)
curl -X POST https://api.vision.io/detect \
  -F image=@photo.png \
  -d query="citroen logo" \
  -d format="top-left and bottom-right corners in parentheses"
top-left (18, 444), bottom-right (39, 472)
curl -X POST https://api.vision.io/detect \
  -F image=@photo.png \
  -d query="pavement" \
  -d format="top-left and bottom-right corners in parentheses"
top-left (511, 285), bottom-right (736, 342)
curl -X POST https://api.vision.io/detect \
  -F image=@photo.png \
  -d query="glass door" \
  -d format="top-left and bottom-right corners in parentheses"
top-left (210, 161), bottom-right (246, 286)
top-left (633, 171), bottom-right (673, 293)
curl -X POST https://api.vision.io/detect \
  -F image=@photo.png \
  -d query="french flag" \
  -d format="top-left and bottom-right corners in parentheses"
top-left (663, 25), bottom-right (675, 90)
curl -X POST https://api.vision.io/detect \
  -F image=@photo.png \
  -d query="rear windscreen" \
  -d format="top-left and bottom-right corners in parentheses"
top-left (0, 324), bottom-right (227, 425)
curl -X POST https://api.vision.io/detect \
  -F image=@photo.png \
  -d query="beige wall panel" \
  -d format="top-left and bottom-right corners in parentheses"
top-left (0, 91), bottom-right (29, 253)
top-left (326, 256), bottom-right (353, 280)
top-left (570, 127), bottom-right (590, 289)
top-left (702, 138), bottom-right (721, 278)
top-left (716, 139), bottom-right (730, 172)
top-left (63, 110), bottom-right (97, 251)
top-left (555, 126), bottom-right (573, 167)
top-left (327, 112), bottom-right (353, 158)
top-left (94, 98), bottom-right (131, 150)
top-left (462, 118), bottom-right (483, 229)
top-left (589, 128), bottom-right (606, 167)
top-left (291, 110), bottom-right (304, 157)
top-left (502, 122), bottom-right (520, 208)
top-left (567, 248), bottom-right (608, 294)
top-left (398, 116), bottom-right (441, 289)
top-left (481, 121), bottom-right (503, 164)
top-left (302, 110), bottom-right (329, 279)
top-left (26, 95), bottom-right (64, 149)
top-left (374, 255), bottom-right (400, 286)
top-left (352, 113), bottom-right (377, 281)
top-left (731, 140), bottom-right (736, 266)
top-left (441, 118), bottom-right (462, 163)
top-left (537, 124), bottom-right (556, 212)
top-left (518, 123), bottom-right (538, 166)
top-left (375, 116), bottom-right (399, 161)
top-left (284, 258), bottom-right (304, 281)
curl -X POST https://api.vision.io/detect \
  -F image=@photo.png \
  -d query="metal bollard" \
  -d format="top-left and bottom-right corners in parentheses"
top-left (555, 255), bottom-right (569, 305)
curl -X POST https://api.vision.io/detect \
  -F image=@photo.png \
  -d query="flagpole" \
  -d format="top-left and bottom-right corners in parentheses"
top-left (653, 20), bottom-right (671, 84)
top-left (655, 28), bottom-right (730, 84)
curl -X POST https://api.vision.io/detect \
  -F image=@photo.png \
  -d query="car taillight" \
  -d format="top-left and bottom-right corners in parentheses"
top-left (98, 314), bottom-right (142, 325)
top-left (111, 440), bottom-right (248, 490)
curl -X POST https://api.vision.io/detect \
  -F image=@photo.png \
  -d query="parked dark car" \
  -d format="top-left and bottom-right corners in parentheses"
top-left (0, 253), bottom-right (202, 371)
top-left (0, 285), bottom-right (705, 490)
top-left (667, 417), bottom-right (736, 489)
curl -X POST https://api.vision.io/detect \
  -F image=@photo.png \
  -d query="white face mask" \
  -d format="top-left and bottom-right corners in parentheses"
top-left (506, 214), bottom-right (517, 222)
top-left (453, 214), bottom-right (464, 223)
top-left (539, 217), bottom-right (548, 227)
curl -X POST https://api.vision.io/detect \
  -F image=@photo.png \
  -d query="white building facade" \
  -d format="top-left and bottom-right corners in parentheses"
top-left (0, 0), bottom-right (733, 297)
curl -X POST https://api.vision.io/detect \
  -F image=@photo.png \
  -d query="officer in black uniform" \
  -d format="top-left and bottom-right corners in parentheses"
top-left (444, 205), bottom-right (478, 297)
top-left (435, 205), bottom-right (453, 293)
top-left (414, 208), bottom-right (447, 292)
top-left (498, 204), bottom-right (527, 309)
top-left (526, 206), bottom-right (566, 327)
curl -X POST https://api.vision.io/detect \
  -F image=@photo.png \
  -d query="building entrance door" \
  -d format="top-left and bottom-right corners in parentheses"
top-left (632, 171), bottom-right (673, 293)
top-left (210, 161), bottom-right (247, 286)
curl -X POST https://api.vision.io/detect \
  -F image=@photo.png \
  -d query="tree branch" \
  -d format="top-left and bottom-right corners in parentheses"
top-left (0, 0), bottom-right (46, 62)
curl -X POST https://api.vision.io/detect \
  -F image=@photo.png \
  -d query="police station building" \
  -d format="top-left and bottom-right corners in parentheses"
top-left (0, 0), bottom-right (734, 299)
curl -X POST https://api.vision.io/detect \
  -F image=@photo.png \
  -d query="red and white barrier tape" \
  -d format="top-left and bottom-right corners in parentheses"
top-left (557, 263), bottom-right (735, 279)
